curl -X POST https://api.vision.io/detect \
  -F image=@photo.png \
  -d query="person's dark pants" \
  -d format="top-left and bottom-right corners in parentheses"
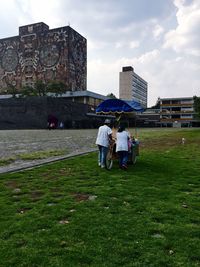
top-left (118, 151), bottom-right (128, 168)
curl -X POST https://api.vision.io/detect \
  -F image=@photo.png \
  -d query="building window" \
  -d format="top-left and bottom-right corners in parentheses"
top-left (28, 26), bottom-right (33, 33)
top-left (181, 114), bottom-right (192, 118)
top-left (162, 100), bottom-right (170, 104)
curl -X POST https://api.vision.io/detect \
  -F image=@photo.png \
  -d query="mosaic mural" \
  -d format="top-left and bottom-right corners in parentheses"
top-left (0, 22), bottom-right (87, 93)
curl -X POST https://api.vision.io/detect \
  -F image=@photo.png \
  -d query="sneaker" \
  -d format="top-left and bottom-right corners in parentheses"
top-left (101, 165), bottom-right (105, 168)
top-left (98, 162), bottom-right (101, 167)
top-left (122, 164), bottom-right (127, 170)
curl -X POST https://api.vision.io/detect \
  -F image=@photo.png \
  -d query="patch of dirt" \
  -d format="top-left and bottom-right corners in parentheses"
top-left (42, 172), bottom-right (59, 180)
top-left (71, 192), bottom-right (90, 202)
top-left (58, 168), bottom-right (71, 175)
top-left (71, 192), bottom-right (97, 202)
top-left (141, 137), bottom-right (182, 150)
top-left (4, 180), bottom-right (19, 190)
top-left (30, 191), bottom-right (44, 201)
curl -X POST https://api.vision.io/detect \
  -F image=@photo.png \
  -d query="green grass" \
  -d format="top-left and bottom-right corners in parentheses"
top-left (0, 149), bottom-right (67, 166)
top-left (0, 157), bottom-right (15, 166)
top-left (0, 128), bottom-right (200, 267)
top-left (19, 149), bottom-right (67, 160)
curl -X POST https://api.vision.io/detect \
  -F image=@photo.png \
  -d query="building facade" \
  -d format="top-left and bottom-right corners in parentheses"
top-left (59, 90), bottom-right (107, 108)
top-left (0, 22), bottom-right (87, 93)
top-left (136, 108), bottom-right (160, 127)
top-left (119, 66), bottom-right (148, 108)
top-left (159, 97), bottom-right (195, 127)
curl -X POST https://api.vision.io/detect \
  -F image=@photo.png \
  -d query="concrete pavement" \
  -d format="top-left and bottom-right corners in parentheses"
top-left (0, 129), bottom-right (98, 174)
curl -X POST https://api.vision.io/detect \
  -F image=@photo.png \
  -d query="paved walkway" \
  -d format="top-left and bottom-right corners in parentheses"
top-left (0, 129), bottom-right (98, 174)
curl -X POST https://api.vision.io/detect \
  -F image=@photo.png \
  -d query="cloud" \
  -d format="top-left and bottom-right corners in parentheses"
top-left (153, 24), bottom-right (164, 39)
top-left (0, 0), bottom-right (21, 38)
top-left (88, 50), bottom-right (161, 104)
top-left (0, 0), bottom-right (199, 107)
top-left (88, 44), bottom-right (200, 107)
top-left (137, 49), bottom-right (160, 64)
top-left (134, 51), bottom-right (200, 105)
top-left (163, 0), bottom-right (200, 56)
top-left (129, 41), bottom-right (140, 49)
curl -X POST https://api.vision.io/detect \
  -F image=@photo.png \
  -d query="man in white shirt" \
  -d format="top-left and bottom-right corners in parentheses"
top-left (96, 119), bottom-right (112, 168)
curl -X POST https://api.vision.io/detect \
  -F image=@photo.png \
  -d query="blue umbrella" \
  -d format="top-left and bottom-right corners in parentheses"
top-left (96, 99), bottom-right (144, 114)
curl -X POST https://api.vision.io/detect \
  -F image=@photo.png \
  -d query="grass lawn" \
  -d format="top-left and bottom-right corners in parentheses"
top-left (0, 150), bottom-right (67, 167)
top-left (0, 128), bottom-right (200, 267)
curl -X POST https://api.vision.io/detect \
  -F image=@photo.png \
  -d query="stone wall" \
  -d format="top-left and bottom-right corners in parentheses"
top-left (0, 97), bottom-right (101, 129)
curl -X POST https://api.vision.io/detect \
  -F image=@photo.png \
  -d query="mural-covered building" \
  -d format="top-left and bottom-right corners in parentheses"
top-left (0, 22), bottom-right (87, 93)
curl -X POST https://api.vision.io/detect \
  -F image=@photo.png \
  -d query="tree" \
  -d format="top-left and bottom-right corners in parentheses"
top-left (20, 81), bottom-right (47, 97)
top-left (7, 84), bottom-right (18, 98)
top-left (193, 96), bottom-right (200, 119)
top-left (17, 80), bottom-right (67, 97)
top-left (20, 86), bottom-right (37, 97)
top-left (35, 80), bottom-right (47, 96)
top-left (150, 98), bottom-right (160, 109)
top-left (107, 93), bottom-right (117, 99)
top-left (47, 81), bottom-right (66, 96)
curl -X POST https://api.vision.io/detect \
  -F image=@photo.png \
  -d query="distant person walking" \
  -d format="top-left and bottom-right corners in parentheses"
top-left (59, 121), bottom-right (64, 129)
top-left (96, 119), bottom-right (112, 168)
top-left (116, 124), bottom-right (130, 170)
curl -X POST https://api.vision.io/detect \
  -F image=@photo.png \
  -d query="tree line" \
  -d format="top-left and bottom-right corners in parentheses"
top-left (5, 80), bottom-right (66, 98)
top-left (193, 96), bottom-right (200, 119)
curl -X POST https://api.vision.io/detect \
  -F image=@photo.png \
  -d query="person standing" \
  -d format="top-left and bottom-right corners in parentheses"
top-left (96, 119), bottom-right (112, 168)
top-left (116, 124), bottom-right (130, 170)
top-left (59, 121), bottom-right (64, 129)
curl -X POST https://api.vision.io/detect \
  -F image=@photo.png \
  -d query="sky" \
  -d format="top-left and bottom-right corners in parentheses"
top-left (0, 0), bottom-right (199, 107)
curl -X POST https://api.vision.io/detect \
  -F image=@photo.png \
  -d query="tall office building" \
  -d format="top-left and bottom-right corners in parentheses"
top-left (119, 66), bottom-right (148, 108)
top-left (0, 22), bottom-right (87, 93)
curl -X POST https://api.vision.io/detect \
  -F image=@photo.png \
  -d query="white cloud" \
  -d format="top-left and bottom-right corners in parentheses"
top-left (88, 50), bottom-right (161, 105)
top-left (87, 39), bottom-right (108, 50)
top-left (138, 49), bottom-right (160, 64)
top-left (88, 59), bottom-right (120, 97)
top-left (89, 47), bottom-right (199, 106)
top-left (163, 0), bottom-right (200, 56)
top-left (0, 0), bottom-right (199, 107)
top-left (115, 42), bottom-right (123, 49)
top-left (129, 40), bottom-right (140, 49)
top-left (153, 24), bottom-right (164, 39)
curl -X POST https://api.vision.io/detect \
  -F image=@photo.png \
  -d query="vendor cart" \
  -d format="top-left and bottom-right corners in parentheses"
top-left (96, 99), bottom-right (144, 169)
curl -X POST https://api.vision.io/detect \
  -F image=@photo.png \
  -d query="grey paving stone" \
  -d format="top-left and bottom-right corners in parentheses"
top-left (0, 129), bottom-right (98, 173)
